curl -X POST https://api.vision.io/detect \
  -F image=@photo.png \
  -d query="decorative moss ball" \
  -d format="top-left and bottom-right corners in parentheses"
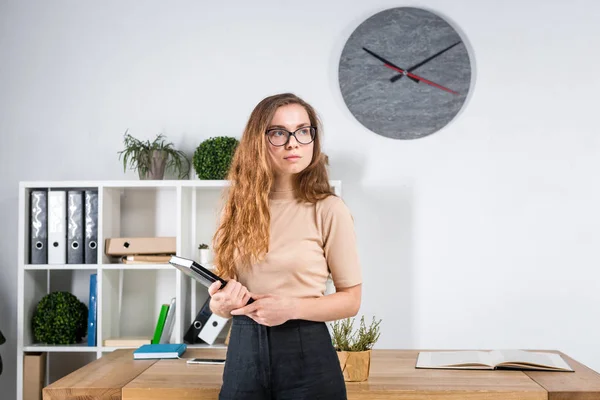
top-left (193, 136), bottom-right (239, 180)
top-left (32, 292), bottom-right (88, 345)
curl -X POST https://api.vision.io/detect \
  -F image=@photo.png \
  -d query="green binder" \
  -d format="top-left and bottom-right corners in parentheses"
top-left (151, 304), bottom-right (170, 344)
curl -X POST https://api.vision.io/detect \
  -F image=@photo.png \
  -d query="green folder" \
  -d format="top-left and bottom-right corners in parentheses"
top-left (151, 304), bottom-right (170, 344)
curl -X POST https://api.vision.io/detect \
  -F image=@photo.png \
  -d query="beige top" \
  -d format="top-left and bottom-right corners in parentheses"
top-left (236, 189), bottom-right (362, 298)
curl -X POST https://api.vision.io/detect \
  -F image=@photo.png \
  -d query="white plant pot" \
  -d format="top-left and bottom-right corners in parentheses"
top-left (198, 249), bottom-right (211, 265)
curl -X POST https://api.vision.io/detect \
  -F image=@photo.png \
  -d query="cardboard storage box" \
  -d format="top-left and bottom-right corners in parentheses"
top-left (104, 237), bottom-right (176, 255)
top-left (23, 352), bottom-right (46, 400)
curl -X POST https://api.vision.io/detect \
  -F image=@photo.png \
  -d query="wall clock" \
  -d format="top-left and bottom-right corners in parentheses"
top-left (338, 7), bottom-right (473, 140)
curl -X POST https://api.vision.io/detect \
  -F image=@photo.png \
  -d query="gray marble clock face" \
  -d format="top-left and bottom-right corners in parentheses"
top-left (338, 7), bottom-right (472, 140)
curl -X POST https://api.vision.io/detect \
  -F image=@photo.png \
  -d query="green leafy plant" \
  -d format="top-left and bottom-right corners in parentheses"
top-left (198, 243), bottom-right (209, 249)
top-left (193, 136), bottom-right (239, 180)
top-left (331, 316), bottom-right (382, 352)
top-left (32, 292), bottom-right (88, 345)
top-left (118, 130), bottom-right (190, 179)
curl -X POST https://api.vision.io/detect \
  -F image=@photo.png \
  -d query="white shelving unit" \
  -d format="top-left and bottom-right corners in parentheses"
top-left (16, 179), bottom-right (341, 400)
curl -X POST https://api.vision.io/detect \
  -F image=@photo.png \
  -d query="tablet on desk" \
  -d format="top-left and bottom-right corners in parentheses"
top-left (186, 357), bottom-right (226, 365)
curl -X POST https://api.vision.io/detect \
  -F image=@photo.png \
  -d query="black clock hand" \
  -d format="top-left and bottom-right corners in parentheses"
top-left (390, 41), bottom-right (462, 82)
top-left (362, 47), bottom-right (405, 73)
top-left (362, 47), bottom-right (458, 95)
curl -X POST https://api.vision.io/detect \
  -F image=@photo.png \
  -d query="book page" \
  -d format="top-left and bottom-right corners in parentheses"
top-left (417, 351), bottom-right (495, 368)
top-left (492, 350), bottom-right (573, 371)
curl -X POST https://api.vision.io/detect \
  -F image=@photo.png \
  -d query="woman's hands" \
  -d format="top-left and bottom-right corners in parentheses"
top-left (230, 294), bottom-right (298, 327)
top-left (208, 279), bottom-right (252, 318)
top-left (208, 280), bottom-right (299, 326)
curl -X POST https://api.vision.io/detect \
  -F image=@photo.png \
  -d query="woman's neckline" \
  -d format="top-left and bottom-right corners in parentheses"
top-left (269, 188), bottom-right (296, 201)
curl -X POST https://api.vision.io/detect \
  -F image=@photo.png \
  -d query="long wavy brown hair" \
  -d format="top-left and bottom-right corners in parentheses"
top-left (212, 93), bottom-right (335, 279)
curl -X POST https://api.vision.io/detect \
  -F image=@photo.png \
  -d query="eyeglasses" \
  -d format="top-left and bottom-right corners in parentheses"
top-left (265, 126), bottom-right (316, 147)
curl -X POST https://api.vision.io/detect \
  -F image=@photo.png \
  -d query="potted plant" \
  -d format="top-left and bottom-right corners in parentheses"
top-left (192, 136), bottom-right (239, 180)
top-left (0, 328), bottom-right (5, 376)
top-left (32, 292), bottom-right (88, 345)
top-left (331, 315), bottom-right (382, 382)
top-left (198, 243), bottom-right (211, 265)
top-left (118, 130), bottom-right (190, 180)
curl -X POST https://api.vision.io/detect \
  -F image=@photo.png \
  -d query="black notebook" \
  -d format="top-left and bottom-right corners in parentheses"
top-left (169, 255), bottom-right (254, 305)
top-left (169, 255), bottom-right (227, 288)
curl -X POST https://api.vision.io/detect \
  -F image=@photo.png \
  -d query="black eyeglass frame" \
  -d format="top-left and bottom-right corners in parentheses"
top-left (265, 126), bottom-right (317, 147)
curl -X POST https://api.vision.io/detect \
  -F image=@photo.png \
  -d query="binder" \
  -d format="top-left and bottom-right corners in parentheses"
top-left (199, 313), bottom-right (229, 345)
top-left (183, 298), bottom-right (212, 344)
top-left (29, 190), bottom-right (47, 264)
top-left (87, 273), bottom-right (98, 346)
top-left (151, 304), bottom-right (170, 344)
top-left (48, 190), bottom-right (66, 264)
top-left (159, 298), bottom-right (176, 344)
top-left (67, 190), bottom-right (84, 264)
top-left (84, 190), bottom-right (98, 264)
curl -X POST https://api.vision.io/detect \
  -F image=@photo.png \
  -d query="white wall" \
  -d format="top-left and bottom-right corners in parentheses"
top-left (2, 0), bottom-right (599, 396)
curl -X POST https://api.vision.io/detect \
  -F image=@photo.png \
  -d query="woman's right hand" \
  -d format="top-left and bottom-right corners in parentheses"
top-left (208, 279), bottom-right (252, 318)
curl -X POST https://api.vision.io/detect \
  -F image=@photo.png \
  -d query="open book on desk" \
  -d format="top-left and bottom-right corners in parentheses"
top-left (416, 350), bottom-right (574, 372)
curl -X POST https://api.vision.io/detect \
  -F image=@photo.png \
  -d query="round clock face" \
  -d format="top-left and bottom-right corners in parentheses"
top-left (338, 7), bottom-right (472, 140)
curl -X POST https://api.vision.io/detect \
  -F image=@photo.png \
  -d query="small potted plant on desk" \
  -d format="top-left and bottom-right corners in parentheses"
top-left (331, 316), bottom-right (382, 382)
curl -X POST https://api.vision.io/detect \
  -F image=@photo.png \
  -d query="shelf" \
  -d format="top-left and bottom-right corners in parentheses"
top-left (18, 179), bottom-right (340, 189)
top-left (23, 344), bottom-right (99, 353)
top-left (101, 263), bottom-right (173, 270)
top-left (101, 346), bottom-right (140, 351)
top-left (24, 264), bottom-right (99, 270)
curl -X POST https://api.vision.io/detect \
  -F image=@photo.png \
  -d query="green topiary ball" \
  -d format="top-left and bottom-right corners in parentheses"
top-left (193, 136), bottom-right (239, 180)
top-left (32, 291), bottom-right (88, 345)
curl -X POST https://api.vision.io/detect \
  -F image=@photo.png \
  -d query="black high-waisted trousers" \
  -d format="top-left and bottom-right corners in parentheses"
top-left (219, 315), bottom-right (347, 400)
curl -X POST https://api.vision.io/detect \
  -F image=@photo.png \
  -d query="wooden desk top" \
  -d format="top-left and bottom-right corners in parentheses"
top-left (44, 349), bottom-right (600, 400)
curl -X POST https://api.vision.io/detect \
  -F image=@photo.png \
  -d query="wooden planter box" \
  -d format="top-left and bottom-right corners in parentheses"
top-left (337, 349), bottom-right (371, 382)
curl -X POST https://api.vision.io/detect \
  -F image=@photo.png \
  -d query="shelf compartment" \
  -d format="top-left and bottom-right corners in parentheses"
top-left (47, 352), bottom-right (98, 386)
top-left (101, 186), bottom-right (178, 264)
top-left (23, 269), bottom-right (96, 348)
top-left (21, 186), bottom-right (100, 267)
top-left (101, 268), bottom-right (176, 345)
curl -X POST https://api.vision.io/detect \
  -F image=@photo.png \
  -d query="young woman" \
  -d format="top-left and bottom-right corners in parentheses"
top-left (208, 92), bottom-right (362, 399)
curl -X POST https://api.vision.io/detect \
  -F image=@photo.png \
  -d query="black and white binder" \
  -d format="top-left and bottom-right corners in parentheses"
top-left (29, 190), bottom-right (48, 264)
top-left (184, 298), bottom-right (212, 344)
top-left (48, 190), bottom-right (66, 264)
top-left (199, 313), bottom-right (229, 345)
top-left (84, 190), bottom-right (98, 264)
top-left (67, 190), bottom-right (84, 264)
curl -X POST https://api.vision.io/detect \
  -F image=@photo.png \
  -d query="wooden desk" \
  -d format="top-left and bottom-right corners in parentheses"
top-left (43, 349), bottom-right (600, 400)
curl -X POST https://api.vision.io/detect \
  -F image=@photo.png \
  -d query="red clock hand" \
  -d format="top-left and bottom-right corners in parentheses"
top-left (362, 47), bottom-right (458, 95)
top-left (390, 41), bottom-right (462, 83)
top-left (383, 63), bottom-right (458, 95)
